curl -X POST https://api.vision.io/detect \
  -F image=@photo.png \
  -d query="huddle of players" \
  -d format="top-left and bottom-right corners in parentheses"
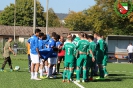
top-left (28, 29), bottom-right (108, 81)
top-left (28, 29), bottom-right (67, 80)
top-left (62, 32), bottom-right (108, 83)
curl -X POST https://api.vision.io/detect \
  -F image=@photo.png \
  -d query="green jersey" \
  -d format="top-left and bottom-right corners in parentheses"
top-left (96, 39), bottom-right (105, 53)
top-left (89, 41), bottom-right (96, 57)
top-left (77, 39), bottom-right (89, 53)
top-left (104, 43), bottom-right (108, 55)
top-left (62, 42), bottom-right (76, 62)
top-left (73, 37), bottom-right (80, 46)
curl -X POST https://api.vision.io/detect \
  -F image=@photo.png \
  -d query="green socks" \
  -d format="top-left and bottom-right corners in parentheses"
top-left (103, 67), bottom-right (108, 75)
top-left (63, 70), bottom-right (67, 80)
top-left (83, 69), bottom-right (87, 80)
top-left (99, 69), bottom-right (104, 78)
top-left (68, 71), bottom-right (73, 80)
top-left (76, 69), bottom-right (80, 80)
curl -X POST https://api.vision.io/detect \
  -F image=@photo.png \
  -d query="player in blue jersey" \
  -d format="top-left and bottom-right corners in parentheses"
top-left (29, 29), bottom-right (41, 80)
top-left (38, 32), bottom-right (46, 79)
top-left (46, 32), bottom-right (58, 78)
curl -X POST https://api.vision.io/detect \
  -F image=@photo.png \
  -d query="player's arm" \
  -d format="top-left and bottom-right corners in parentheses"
top-left (89, 50), bottom-right (95, 62)
top-left (62, 44), bottom-right (65, 50)
top-left (89, 45), bottom-right (95, 62)
top-left (35, 38), bottom-right (41, 57)
top-left (9, 45), bottom-right (15, 55)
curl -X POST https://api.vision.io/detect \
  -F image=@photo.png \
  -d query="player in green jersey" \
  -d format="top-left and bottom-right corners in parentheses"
top-left (95, 34), bottom-right (105, 80)
top-left (76, 33), bottom-right (89, 82)
top-left (101, 36), bottom-right (108, 77)
top-left (87, 35), bottom-right (96, 81)
top-left (62, 35), bottom-right (76, 83)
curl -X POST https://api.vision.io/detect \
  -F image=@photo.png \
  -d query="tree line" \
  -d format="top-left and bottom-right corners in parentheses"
top-left (0, 0), bottom-right (60, 27)
top-left (0, 0), bottom-right (133, 36)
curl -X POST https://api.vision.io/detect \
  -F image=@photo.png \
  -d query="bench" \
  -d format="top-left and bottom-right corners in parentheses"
top-left (108, 52), bottom-right (128, 63)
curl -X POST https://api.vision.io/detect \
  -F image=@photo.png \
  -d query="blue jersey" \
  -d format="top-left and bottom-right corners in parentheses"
top-left (30, 35), bottom-right (39, 54)
top-left (38, 39), bottom-right (44, 50)
top-left (43, 34), bottom-right (50, 45)
top-left (47, 38), bottom-right (56, 48)
top-left (56, 41), bottom-right (62, 48)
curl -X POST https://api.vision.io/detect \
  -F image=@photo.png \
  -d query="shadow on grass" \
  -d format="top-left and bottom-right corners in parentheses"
top-left (109, 74), bottom-right (126, 76)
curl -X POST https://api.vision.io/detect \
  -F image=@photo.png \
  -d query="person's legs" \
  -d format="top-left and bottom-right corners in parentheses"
top-left (28, 54), bottom-right (31, 72)
top-left (76, 55), bottom-right (83, 82)
top-left (1, 57), bottom-right (9, 70)
top-left (45, 60), bottom-right (48, 73)
top-left (57, 56), bottom-right (63, 73)
top-left (47, 58), bottom-right (54, 77)
top-left (52, 57), bottom-right (57, 74)
top-left (30, 53), bottom-right (41, 80)
top-left (7, 56), bottom-right (13, 71)
top-left (39, 59), bottom-right (44, 78)
top-left (82, 55), bottom-right (87, 81)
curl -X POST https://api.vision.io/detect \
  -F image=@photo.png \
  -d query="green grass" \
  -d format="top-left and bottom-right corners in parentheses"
top-left (0, 55), bottom-right (133, 88)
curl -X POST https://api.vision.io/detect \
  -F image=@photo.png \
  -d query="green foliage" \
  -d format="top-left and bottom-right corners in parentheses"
top-left (0, 0), bottom-right (45, 27)
top-left (64, 0), bottom-right (133, 36)
top-left (64, 11), bottom-right (91, 31)
top-left (44, 8), bottom-right (61, 27)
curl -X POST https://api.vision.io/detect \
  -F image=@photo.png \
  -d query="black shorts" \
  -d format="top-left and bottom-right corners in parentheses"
top-left (58, 56), bottom-right (64, 62)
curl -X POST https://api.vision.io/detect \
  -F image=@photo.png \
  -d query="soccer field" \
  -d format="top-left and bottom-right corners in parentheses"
top-left (0, 55), bottom-right (133, 88)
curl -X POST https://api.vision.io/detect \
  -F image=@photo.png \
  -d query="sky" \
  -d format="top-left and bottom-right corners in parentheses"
top-left (0, 0), bottom-right (96, 13)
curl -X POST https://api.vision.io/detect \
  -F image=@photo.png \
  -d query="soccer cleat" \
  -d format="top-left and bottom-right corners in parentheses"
top-left (104, 74), bottom-right (108, 77)
top-left (76, 80), bottom-right (80, 83)
top-left (89, 78), bottom-right (93, 81)
top-left (96, 77), bottom-right (105, 80)
top-left (0, 69), bottom-right (7, 72)
top-left (62, 80), bottom-right (65, 83)
top-left (82, 80), bottom-right (85, 83)
top-left (40, 76), bottom-right (45, 79)
top-left (67, 80), bottom-right (70, 83)
top-left (34, 78), bottom-right (42, 81)
top-left (10, 69), bottom-right (13, 72)
top-left (31, 77), bottom-right (34, 80)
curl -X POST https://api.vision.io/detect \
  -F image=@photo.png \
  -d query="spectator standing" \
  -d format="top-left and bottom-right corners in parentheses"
top-left (127, 43), bottom-right (133, 63)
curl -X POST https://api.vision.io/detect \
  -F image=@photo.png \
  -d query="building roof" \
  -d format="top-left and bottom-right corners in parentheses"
top-left (0, 25), bottom-right (69, 37)
top-left (56, 13), bottom-right (68, 20)
top-left (107, 35), bottom-right (133, 39)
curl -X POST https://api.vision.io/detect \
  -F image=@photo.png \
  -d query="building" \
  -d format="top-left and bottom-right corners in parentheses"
top-left (0, 25), bottom-right (69, 44)
top-left (106, 35), bottom-right (133, 63)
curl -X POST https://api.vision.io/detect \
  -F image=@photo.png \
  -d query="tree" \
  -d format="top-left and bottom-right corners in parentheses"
top-left (64, 11), bottom-right (91, 31)
top-left (0, 0), bottom-right (45, 26)
top-left (44, 8), bottom-right (60, 27)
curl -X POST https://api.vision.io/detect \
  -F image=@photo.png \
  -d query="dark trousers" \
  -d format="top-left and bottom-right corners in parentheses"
top-left (28, 54), bottom-right (31, 71)
top-left (1, 56), bottom-right (13, 70)
top-left (128, 53), bottom-right (133, 62)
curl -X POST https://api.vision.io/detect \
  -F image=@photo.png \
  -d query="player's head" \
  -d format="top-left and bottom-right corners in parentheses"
top-left (42, 34), bottom-right (47, 40)
top-left (83, 33), bottom-right (88, 39)
top-left (8, 37), bottom-right (13, 42)
top-left (129, 43), bottom-right (132, 45)
top-left (39, 32), bottom-right (44, 39)
top-left (35, 29), bottom-right (41, 36)
top-left (72, 35), bottom-right (76, 41)
top-left (60, 36), bottom-right (64, 42)
top-left (52, 34), bottom-right (58, 41)
top-left (67, 34), bottom-right (72, 41)
top-left (51, 32), bottom-right (56, 37)
top-left (96, 33), bottom-right (102, 39)
top-left (94, 33), bottom-right (98, 38)
top-left (80, 32), bottom-right (84, 39)
top-left (56, 34), bottom-right (60, 41)
top-left (88, 35), bottom-right (94, 42)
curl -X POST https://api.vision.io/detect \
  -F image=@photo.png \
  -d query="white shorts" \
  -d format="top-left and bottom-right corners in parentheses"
top-left (30, 53), bottom-right (39, 63)
top-left (48, 57), bottom-right (57, 65)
